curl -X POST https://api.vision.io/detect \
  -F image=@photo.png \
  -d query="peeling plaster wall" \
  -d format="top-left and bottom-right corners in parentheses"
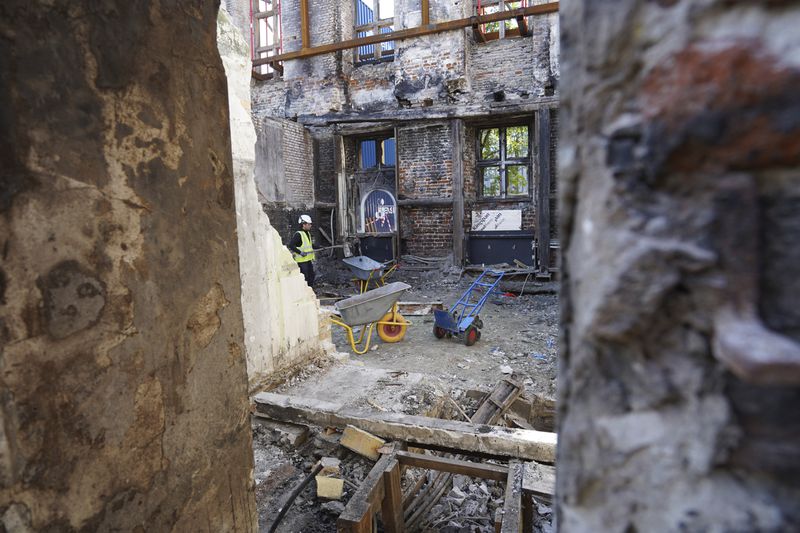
top-left (217, 8), bottom-right (335, 392)
top-left (559, 1), bottom-right (800, 531)
top-left (0, 1), bottom-right (256, 530)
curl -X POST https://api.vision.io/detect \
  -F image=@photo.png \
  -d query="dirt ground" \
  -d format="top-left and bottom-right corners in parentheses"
top-left (252, 264), bottom-right (559, 532)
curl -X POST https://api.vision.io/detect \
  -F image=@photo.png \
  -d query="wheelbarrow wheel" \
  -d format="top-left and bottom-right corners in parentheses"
top-left (433, 325), bottom-right (447, 339)
top-left (464, 325), bottom-right (480, 346)
top-left (378, 311), bottom-right (407, 343)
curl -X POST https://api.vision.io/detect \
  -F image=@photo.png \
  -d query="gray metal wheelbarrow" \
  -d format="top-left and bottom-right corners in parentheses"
top-left (342, 255), bottom-right (398, 293)
top-left (332, 282), bottom-right (410, 354)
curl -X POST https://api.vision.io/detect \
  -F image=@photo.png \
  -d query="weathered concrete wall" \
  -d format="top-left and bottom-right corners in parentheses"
top-left (559, 1), bottom-right (800, 531)
top-left (217, 8), bottom-right (335, 392)
top-left (0, 1), bottom-right (256, 530)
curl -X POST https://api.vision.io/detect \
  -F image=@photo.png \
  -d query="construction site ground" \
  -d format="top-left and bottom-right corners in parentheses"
top-left (252, 266), bottom-right (559, 532)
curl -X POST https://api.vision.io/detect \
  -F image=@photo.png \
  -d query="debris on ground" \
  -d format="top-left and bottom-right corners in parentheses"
top-left (253, 265), bottom-right (558, 532)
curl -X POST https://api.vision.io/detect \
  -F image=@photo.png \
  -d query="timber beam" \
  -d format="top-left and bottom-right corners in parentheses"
top-left (253, 3), bottom-right (559, 66)
top-left (396, 451), bottom-right (508, 482)
top-left (253, 392), bottom-right (557, 462)
top-left (301, 98), bottom-right (559, 126)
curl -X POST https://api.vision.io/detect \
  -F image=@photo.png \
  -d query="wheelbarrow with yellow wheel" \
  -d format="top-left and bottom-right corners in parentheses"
top-left (331, 282), bottom-right (411, 354)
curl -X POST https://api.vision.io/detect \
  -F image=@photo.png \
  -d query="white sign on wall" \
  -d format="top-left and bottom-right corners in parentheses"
top-left (471, 210), bottom-right (522, 231)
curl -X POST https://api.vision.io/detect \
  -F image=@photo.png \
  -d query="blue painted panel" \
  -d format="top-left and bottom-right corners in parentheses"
top-left (382, 138), bottom-right (396, 166)
top-left (360, 140), bottom-right (377, 168)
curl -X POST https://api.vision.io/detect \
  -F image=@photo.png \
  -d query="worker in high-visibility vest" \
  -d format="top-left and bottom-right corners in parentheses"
top-left (289, 214), bottom-right (316, 287)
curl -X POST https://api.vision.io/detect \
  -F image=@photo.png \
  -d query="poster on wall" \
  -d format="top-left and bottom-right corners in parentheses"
top-left (471, 210), bottom-right (522, 231)
top-left (362, 189), bottom-right (396, 233)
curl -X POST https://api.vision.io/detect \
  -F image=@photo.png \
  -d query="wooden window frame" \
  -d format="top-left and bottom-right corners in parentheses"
top-left (474, 0), bottom-right (530, 42)
top-left (476, 123), bottom-right (532, 199)
top-left (354, 0), bottom-right (395, 64)
top-left (252, 0), bottom-right (283, 78)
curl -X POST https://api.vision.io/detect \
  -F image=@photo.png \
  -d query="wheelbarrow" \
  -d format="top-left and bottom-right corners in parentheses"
top-left (342, 255), bottom-right (398, 294)
top-left (331, 281), bottom-right (411, 354)
top-left (433, 270), bottom-right (504, 346)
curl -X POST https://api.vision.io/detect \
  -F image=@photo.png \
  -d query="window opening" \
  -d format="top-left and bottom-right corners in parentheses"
top-left (252, 0), bottom-right (282, 77)
top-left (359, 136), bottom-right (396, 169)
top-left (475, 0), bottom-right (529, 41)
top-left (355, 0), bottom-right (395, 64)
top-left (477, 124), bottom-right (530, 198)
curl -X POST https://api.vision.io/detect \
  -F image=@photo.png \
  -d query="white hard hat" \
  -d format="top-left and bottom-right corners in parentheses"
top-left (299, 214), bottom-right (312, 224)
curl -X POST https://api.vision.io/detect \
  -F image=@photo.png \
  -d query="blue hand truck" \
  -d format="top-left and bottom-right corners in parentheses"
top-left (433, 270), bottom-right (505, 346)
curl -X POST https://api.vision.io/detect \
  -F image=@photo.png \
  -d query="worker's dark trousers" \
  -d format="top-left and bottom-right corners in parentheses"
top-left (298, 261), bottom-right (315, 287)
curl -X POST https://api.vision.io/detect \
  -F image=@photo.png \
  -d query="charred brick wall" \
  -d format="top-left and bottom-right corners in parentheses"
top-left (400, 207), bottom-right (453, 256)
top-left (237, 0), bottom-right (558, 118)
top-left (252, 78), bottom-right (286, 118)
top-left (397, 123), bottom-right (454, 256)
top-left (398, 124), bottom-right (453, 198)
top-left (228, 0), bottom-right (559, 261)
top-left (548, 108), bottom-right (558, 240)
top-left (312, 128), bottom-right (338, 204)
top-left (283, 120), bottom-right (315, 206)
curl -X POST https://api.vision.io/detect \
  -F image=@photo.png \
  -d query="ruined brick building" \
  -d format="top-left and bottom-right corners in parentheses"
top-left (2, 0), bottom-right (799, 531)
top-left (224, 0), bottom-right (560, 271)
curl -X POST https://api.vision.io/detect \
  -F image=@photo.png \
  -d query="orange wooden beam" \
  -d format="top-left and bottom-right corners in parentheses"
top-left (253, 2), bottom-right (559, 66)
top-left (300, 0), bottom-right (310, 49)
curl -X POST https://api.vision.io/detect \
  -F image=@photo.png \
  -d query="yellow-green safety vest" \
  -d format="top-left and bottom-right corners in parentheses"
top-left (294, 231), bottom-right (315, 263)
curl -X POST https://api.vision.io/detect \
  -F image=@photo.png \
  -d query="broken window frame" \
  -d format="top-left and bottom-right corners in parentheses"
top-left (476, 124), bottom-right (531, 199)
top-left (252, 0), bottom-right (283, 78)
top-left (354, 0), bottom-right (395, 65)
top-left (358, 135), bottom-right (396, 169)
top-left (474, 0), bottom-right (528, 42)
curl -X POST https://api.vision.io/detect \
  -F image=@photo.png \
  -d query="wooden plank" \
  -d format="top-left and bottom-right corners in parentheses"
top-left (338, 453), bottom-right (393, 531)
top-left (505, 412), bottom-right (534, 430)
top-left (253, 392), bottom-right (557, 462)
top-left (335, 134), bottom-right (348, 240)
top-left (516, 15), bottom-right (529, 37)
top-left (522, 490), bottom-right (534, 533)
top-left (536, 110), bottom-right (551, 275)
top-left (254, 3), bottom-right (560, 65)
top-left (381, 458), bottom-right (405, 533)
top-left (300, 98), bottom-right (560, 126)
top-left (300, 0), bottom-right (310, 49)
top-left (522, 461), bottom-right (556, 501)
top-left (451, 119), bottom-right (465, 265)
top-left (473, 23), bottom-right (487, 43)
top-left (500, 461), bottom-right (523, 533)
top-left (471, 379), bottom-right (522, 425)
top-left (421, 0), bottom-right (430, 26)
top-left (341, 425), bottom-right (386, 461)
top-left (395, 451), bottom-right (508, 482)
